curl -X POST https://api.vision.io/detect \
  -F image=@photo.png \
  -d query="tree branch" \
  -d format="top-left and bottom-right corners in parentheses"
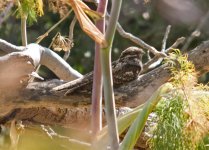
top-left (0, 39), bottom-right (82, 81)
top-left (0, 40), bottom-right (209, 126)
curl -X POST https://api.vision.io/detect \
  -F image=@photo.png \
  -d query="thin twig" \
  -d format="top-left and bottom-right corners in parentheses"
top-left (182, 10), bottom-right (209, 52)
top-left (40, 125), bottom-right (91, 147)
top-left (166, 37), bottom-right (185, 53)
top-left (29, 10), bottom-right (73, 82)
top-left (161, 25), bottom-right (171, 52)
top-left (36, 9), bottom-right (73, 44)
top-left (106, 13), bottom-right (166, 57)
top-left (143, 37), bottom-right (185, 74)
top-left (141, 55), bottom-right (161, 74)
top-left (147, 50), bottom-right (151, 61)
top-left (142, 25), bottom-right (172, 74)
top-left (63, 16), bottom-right (77, 61)
top-left (69, 17), bottom-right (77, 40)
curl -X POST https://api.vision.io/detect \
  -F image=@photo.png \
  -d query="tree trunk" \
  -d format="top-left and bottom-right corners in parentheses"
top-left (0, 40), bottom-right (209, 128)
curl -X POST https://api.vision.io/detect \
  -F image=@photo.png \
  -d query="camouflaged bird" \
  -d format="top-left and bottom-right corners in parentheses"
top-left (53, 47), bottom-right (144, 95)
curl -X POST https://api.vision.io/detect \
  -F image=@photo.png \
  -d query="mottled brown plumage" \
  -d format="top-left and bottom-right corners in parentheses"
top-left (112, 47), bottom-right (144, 86)
top-left (53, 47), bottom-right (144, 95)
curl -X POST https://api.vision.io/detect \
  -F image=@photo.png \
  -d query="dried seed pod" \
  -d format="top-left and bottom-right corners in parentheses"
top-left (51, 33), bottom-right (74, 52)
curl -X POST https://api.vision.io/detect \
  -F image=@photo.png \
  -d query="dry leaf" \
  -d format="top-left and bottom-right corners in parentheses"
top-left (66, 0), bottom-right (106, 46)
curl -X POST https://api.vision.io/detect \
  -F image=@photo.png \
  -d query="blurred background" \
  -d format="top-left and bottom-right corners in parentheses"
top-left (0, 0), bottom-right (209, 80)
top-left (0, 1), bottom-right (209, 149)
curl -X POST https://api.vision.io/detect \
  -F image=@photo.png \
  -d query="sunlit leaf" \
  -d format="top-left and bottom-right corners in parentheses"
top-left (66, 0), bottom-right (106, 45)
top-left (76, 0), bottom-right (102, 21)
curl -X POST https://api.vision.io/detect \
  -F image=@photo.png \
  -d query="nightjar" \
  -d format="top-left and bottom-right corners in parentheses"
top-left (112, 47), bottom-right (144, 86)
top-left (53, 47), bottom-right (144, 94)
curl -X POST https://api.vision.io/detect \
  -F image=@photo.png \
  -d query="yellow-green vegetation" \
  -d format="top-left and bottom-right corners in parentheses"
top-left (149, 49), bottom-right (209, 150)
top-left (15, 0), bottom-right (44, 24)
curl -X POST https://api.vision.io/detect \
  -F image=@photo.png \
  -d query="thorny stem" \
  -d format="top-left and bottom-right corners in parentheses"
top-left (101, 0), bottom-right (122, 149)
top-left (91, 0), bottom-right (107, 137)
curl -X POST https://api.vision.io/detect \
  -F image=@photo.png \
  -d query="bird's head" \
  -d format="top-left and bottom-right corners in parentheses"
top-left (119, 47), bottom-right (144, 60)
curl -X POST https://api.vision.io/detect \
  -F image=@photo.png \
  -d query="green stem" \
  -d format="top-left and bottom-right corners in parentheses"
top-left (101, 0), bottom-right (122, 149)
top-left (21, 14), bottom-right (27, 46)
top-left (91, 0), bottom-right (108, 136)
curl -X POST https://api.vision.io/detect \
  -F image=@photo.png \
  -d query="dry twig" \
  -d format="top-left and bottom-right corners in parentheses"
top-left (63, 16), bottom-right (77, 60)
top-left (161, 25), bottom-right (171, 52)
top-left (106, 13), bottom-right (166, 57)
top-left (36, 10), bottom-right (73, 44)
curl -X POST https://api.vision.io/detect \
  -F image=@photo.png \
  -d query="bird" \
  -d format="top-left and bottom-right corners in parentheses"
top-left (53, 47), bottom-right (144, 95)
top-left (112, 47), bottom-right (144, 86)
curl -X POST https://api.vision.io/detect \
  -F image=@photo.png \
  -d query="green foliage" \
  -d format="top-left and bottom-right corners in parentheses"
top-left (149, 95), bottom-right (192, 150)
top-left (15, 0), bottom-right (43, 24)
top-left (120, 83), bottom-right (173, 150)
top-left (164, 49), bottom-right (196, 86)
top-left (149, 50), bottom-right (209, 150)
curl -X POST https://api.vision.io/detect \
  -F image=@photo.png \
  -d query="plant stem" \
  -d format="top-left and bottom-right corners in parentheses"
top-left (91, 0), bottom-right (107, 136)
top-left (36, 10), bottom-right (72, 44)
top-left (101, 0), bottom-right (122, 149)
top-left (21, 14), bottom-right (27, 46)
top-left (63, 16), bottom-right (77, 61)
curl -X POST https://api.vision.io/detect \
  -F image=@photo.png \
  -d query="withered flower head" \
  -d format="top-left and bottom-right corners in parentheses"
top-left (51, 32), bottom-right (74, 52)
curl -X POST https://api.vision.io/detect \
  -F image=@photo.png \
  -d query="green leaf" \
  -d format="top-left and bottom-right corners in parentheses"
top-left (120, 83), bottom-right (173, 150)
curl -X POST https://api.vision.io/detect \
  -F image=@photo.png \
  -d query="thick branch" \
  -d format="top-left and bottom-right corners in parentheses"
top-left (0, 40), bottom-right (209, 126)
top-left (0, 39), bottom-right (82, 81)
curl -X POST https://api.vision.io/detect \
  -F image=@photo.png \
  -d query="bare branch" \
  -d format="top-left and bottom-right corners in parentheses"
top-left (0, 39), bottom-right (82, 81)
top-left (106, 14), bottom-right (166, 57)
top-left (1, 39), bottom-right (209, 128)
top-left (0, 39), bottom-right (25, 53)
top-left (165, 37), bottom-right (186, 53)
top-left (141, 55), bottom-right (161, 74)
top-left (63, 16), bottom-right (77, 61)
top-left (142, 37), bottom-right (186, 73)
top-left (142, 25), bottom-right (171, 73)
top-left (161, 25), bottom-right (171, 52)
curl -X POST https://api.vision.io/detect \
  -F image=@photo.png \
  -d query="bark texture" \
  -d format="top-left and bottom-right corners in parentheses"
top-left (0, 40), bottom-right (209, 128)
